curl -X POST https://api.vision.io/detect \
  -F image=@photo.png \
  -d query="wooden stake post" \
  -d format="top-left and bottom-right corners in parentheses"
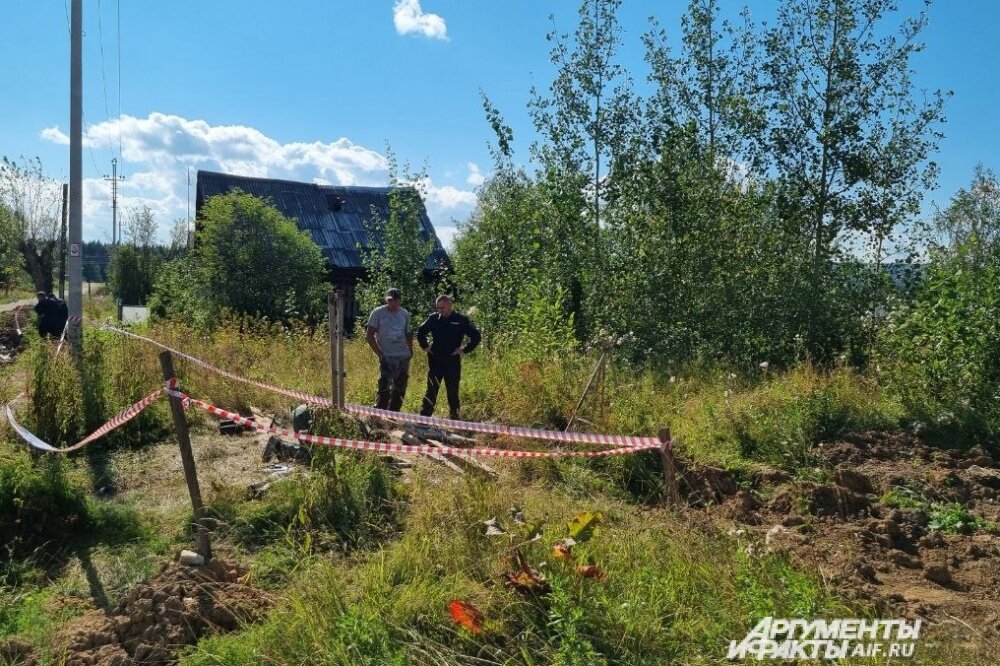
top-left (659, 427), bottom-right (679, 509)
top-left (159, 351), bottom-right (212, 560)
top-left (328, 290), bottom-right (346, 409)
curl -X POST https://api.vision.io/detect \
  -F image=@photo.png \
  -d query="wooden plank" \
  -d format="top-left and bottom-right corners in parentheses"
top-left (427, 439), bottom-right (498, 478)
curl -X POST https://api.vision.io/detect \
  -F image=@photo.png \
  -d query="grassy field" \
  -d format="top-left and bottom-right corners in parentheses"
top-left (0, 315), bottom-right (996, 664)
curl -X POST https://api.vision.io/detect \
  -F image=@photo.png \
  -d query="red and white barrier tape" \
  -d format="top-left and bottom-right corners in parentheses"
top-left (343, 404), bottom-right (660, 449)
top-left (5, 388), bottom-right (163, 454)
top-left (55, 321), bottom-right (69, 355)
top-left (13, 309), bottom-right (22, 337)
top-left (103, 325), bottom-right (332, 406)
top-left (103, 325), bottom-right (663, 449)
top-left (164, 385), bottom-right (659, 459)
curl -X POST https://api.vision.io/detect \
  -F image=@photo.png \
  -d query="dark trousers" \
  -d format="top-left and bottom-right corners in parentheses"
top-left (420, 358), bottom-right (461, 418)
top-left (376, 357), bottom-right (410, 411)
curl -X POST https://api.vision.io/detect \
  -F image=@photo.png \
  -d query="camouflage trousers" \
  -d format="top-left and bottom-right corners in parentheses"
top-left (375, 356), bottom-right (410, 412)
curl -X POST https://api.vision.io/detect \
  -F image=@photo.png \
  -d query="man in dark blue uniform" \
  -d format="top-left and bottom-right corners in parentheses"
top-left (417, 295), bottom-right (481, 420)
top-left (48, 293), bottom-right (68, 335)
top-left (33, 291), bottom-right (59, 338)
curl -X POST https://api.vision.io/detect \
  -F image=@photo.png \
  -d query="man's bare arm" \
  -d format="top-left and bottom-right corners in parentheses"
top-left (366, 325), bottom-right (382, 357)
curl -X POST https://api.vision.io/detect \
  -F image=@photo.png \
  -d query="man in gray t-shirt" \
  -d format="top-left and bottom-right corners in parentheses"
top-left (366, 287), bottom-right (413, 411)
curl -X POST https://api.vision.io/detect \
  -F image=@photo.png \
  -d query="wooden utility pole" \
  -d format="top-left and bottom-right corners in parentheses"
top-left (659, 427), bottom-right (679, 509)
top-left (159, 351), bottom-right (212, 560)
top-left (328, 290), bottom-right (346, 408)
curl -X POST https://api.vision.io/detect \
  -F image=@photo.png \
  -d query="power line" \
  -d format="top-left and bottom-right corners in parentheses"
top-left (117, 0), bottom-right (123, 159)
top-left (62, 0), bottom-right (102, 174)
top-left (96, 0), bottom-right (116, 158)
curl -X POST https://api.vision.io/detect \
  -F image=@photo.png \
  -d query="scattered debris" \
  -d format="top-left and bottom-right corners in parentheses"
top-left (448, 600), bottom-right (484, 633)
top-left (178, 549), bottom-right (205, 566)
top-left (503, 549), bottom-right (550, 594)
top-left (261, 435), bottom-right (311, 464)
top-left (484, 518), bottom-right (507, 536)
top-left (291, 404), bottom-right (311, 433)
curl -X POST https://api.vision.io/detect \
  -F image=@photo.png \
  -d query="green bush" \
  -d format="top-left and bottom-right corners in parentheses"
top-left (27, 344), bottom-right (86, 446)
top-left (878, 237), bottom-right (1000, 448)
top-left (149, 191), bottom-right (329, 326)
top-left (108, 244), bottom-right (158, 306)
top-left (0, 452), bottom-right (89, 564)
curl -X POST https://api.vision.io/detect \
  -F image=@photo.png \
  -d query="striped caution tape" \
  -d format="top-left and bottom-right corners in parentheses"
top-left (343, 404), bottom-right (660, 449)
top-left (55, 321), bottom-right (69, 355)
top-left (103, 325), bottom-right (333, 406)
top-left (5, 388), bottom-right (163, 454)
top-left (103, 325), bottom-right (663, 449)
top-left (13, 309), bottom-right (22, 337)
top-left (164, 384), bottom-right (661, 459)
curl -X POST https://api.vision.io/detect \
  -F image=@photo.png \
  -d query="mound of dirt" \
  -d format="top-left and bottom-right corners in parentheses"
top-left (683, 432), bottom-right (1000, 649)
top-left (0, 306), bottom-right (28, 363)
top-left (52, 559), bottom-right (271, 666)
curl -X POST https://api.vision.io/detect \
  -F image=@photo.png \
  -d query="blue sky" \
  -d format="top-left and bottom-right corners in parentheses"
top-left (0, 0), bottom-right (996, 247)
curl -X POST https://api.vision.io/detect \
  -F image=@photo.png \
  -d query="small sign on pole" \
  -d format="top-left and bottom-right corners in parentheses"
top-left (69, 242), bottom-right (80, 257)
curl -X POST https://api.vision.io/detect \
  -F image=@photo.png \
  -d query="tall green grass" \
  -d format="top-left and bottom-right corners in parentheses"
top-left (105, 319), bottom-right (905, 474)
top-left (182, 471), bottom-right (848, 666)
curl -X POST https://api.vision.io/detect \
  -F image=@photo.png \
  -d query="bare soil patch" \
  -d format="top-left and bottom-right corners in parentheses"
top-left (48, 559), bottom-right (271, 666)
top-left (683, 432), bottom-right (1000, 650)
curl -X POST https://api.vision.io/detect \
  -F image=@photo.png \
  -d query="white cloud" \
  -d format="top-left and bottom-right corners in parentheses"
top-left (417, 177), bottom-right (477, 232)
top-left (436, 225), bottom-right (459, 250)
top-left (39, 111), bottom-right (476, 245)
top-left (466, 162), bottom-right (485, 186)
top-left (39, 126), bottom-right (69, 145)
top-left (393, 0), bottom-right (448, 40)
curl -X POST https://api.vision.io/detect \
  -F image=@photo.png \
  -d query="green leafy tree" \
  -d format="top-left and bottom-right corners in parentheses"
top-left (357, 152), bottom-right (439, 317)
top-left (151, 191), bottom-right (328, 324)
top-left (644, 0), bottom-right (762, 170)
top-left (453, 166), bottom-right (549, 338)
top-left (879, 238), bottom-right (999, 447)
top-left (879, 168), bottom-right (1000, 446)
top-left (109, 205), bottom-right (160, 305)
top-left (527, 0), bottom-right (638, 336)
top-left (0, 156), bottom-right (61, 292)
top-left (108, 245), bottom-right (151, 305)
top-left (933, 164), bottom-right (999, 256)
top-left (758, 0), bottom-right (949, 351)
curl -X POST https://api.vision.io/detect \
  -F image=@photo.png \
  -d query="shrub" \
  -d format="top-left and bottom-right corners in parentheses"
top-left (877, 237), bottom-right (1000, 448)
top-left (108, 244), bottom-right (158, 306)
top-left (28, 344), bottom-right (86, 446)
top-left (150, 191), bottom-right (329, 326)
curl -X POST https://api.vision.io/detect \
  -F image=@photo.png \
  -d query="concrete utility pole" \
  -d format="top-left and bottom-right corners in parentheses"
top-left (59, 183), bottom-right (68, 300)
top-left (68, 0), bottom-right (83, 352)
top-left (103, 158), bottom-right (124, 245)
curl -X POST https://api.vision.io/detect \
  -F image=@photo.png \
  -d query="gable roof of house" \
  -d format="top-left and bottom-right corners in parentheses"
top-left (195, 170), bottom-right (449, 274)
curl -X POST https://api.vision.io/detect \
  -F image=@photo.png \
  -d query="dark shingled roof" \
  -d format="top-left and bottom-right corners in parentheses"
top-left (195, 170), bottom-right (449, 274)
